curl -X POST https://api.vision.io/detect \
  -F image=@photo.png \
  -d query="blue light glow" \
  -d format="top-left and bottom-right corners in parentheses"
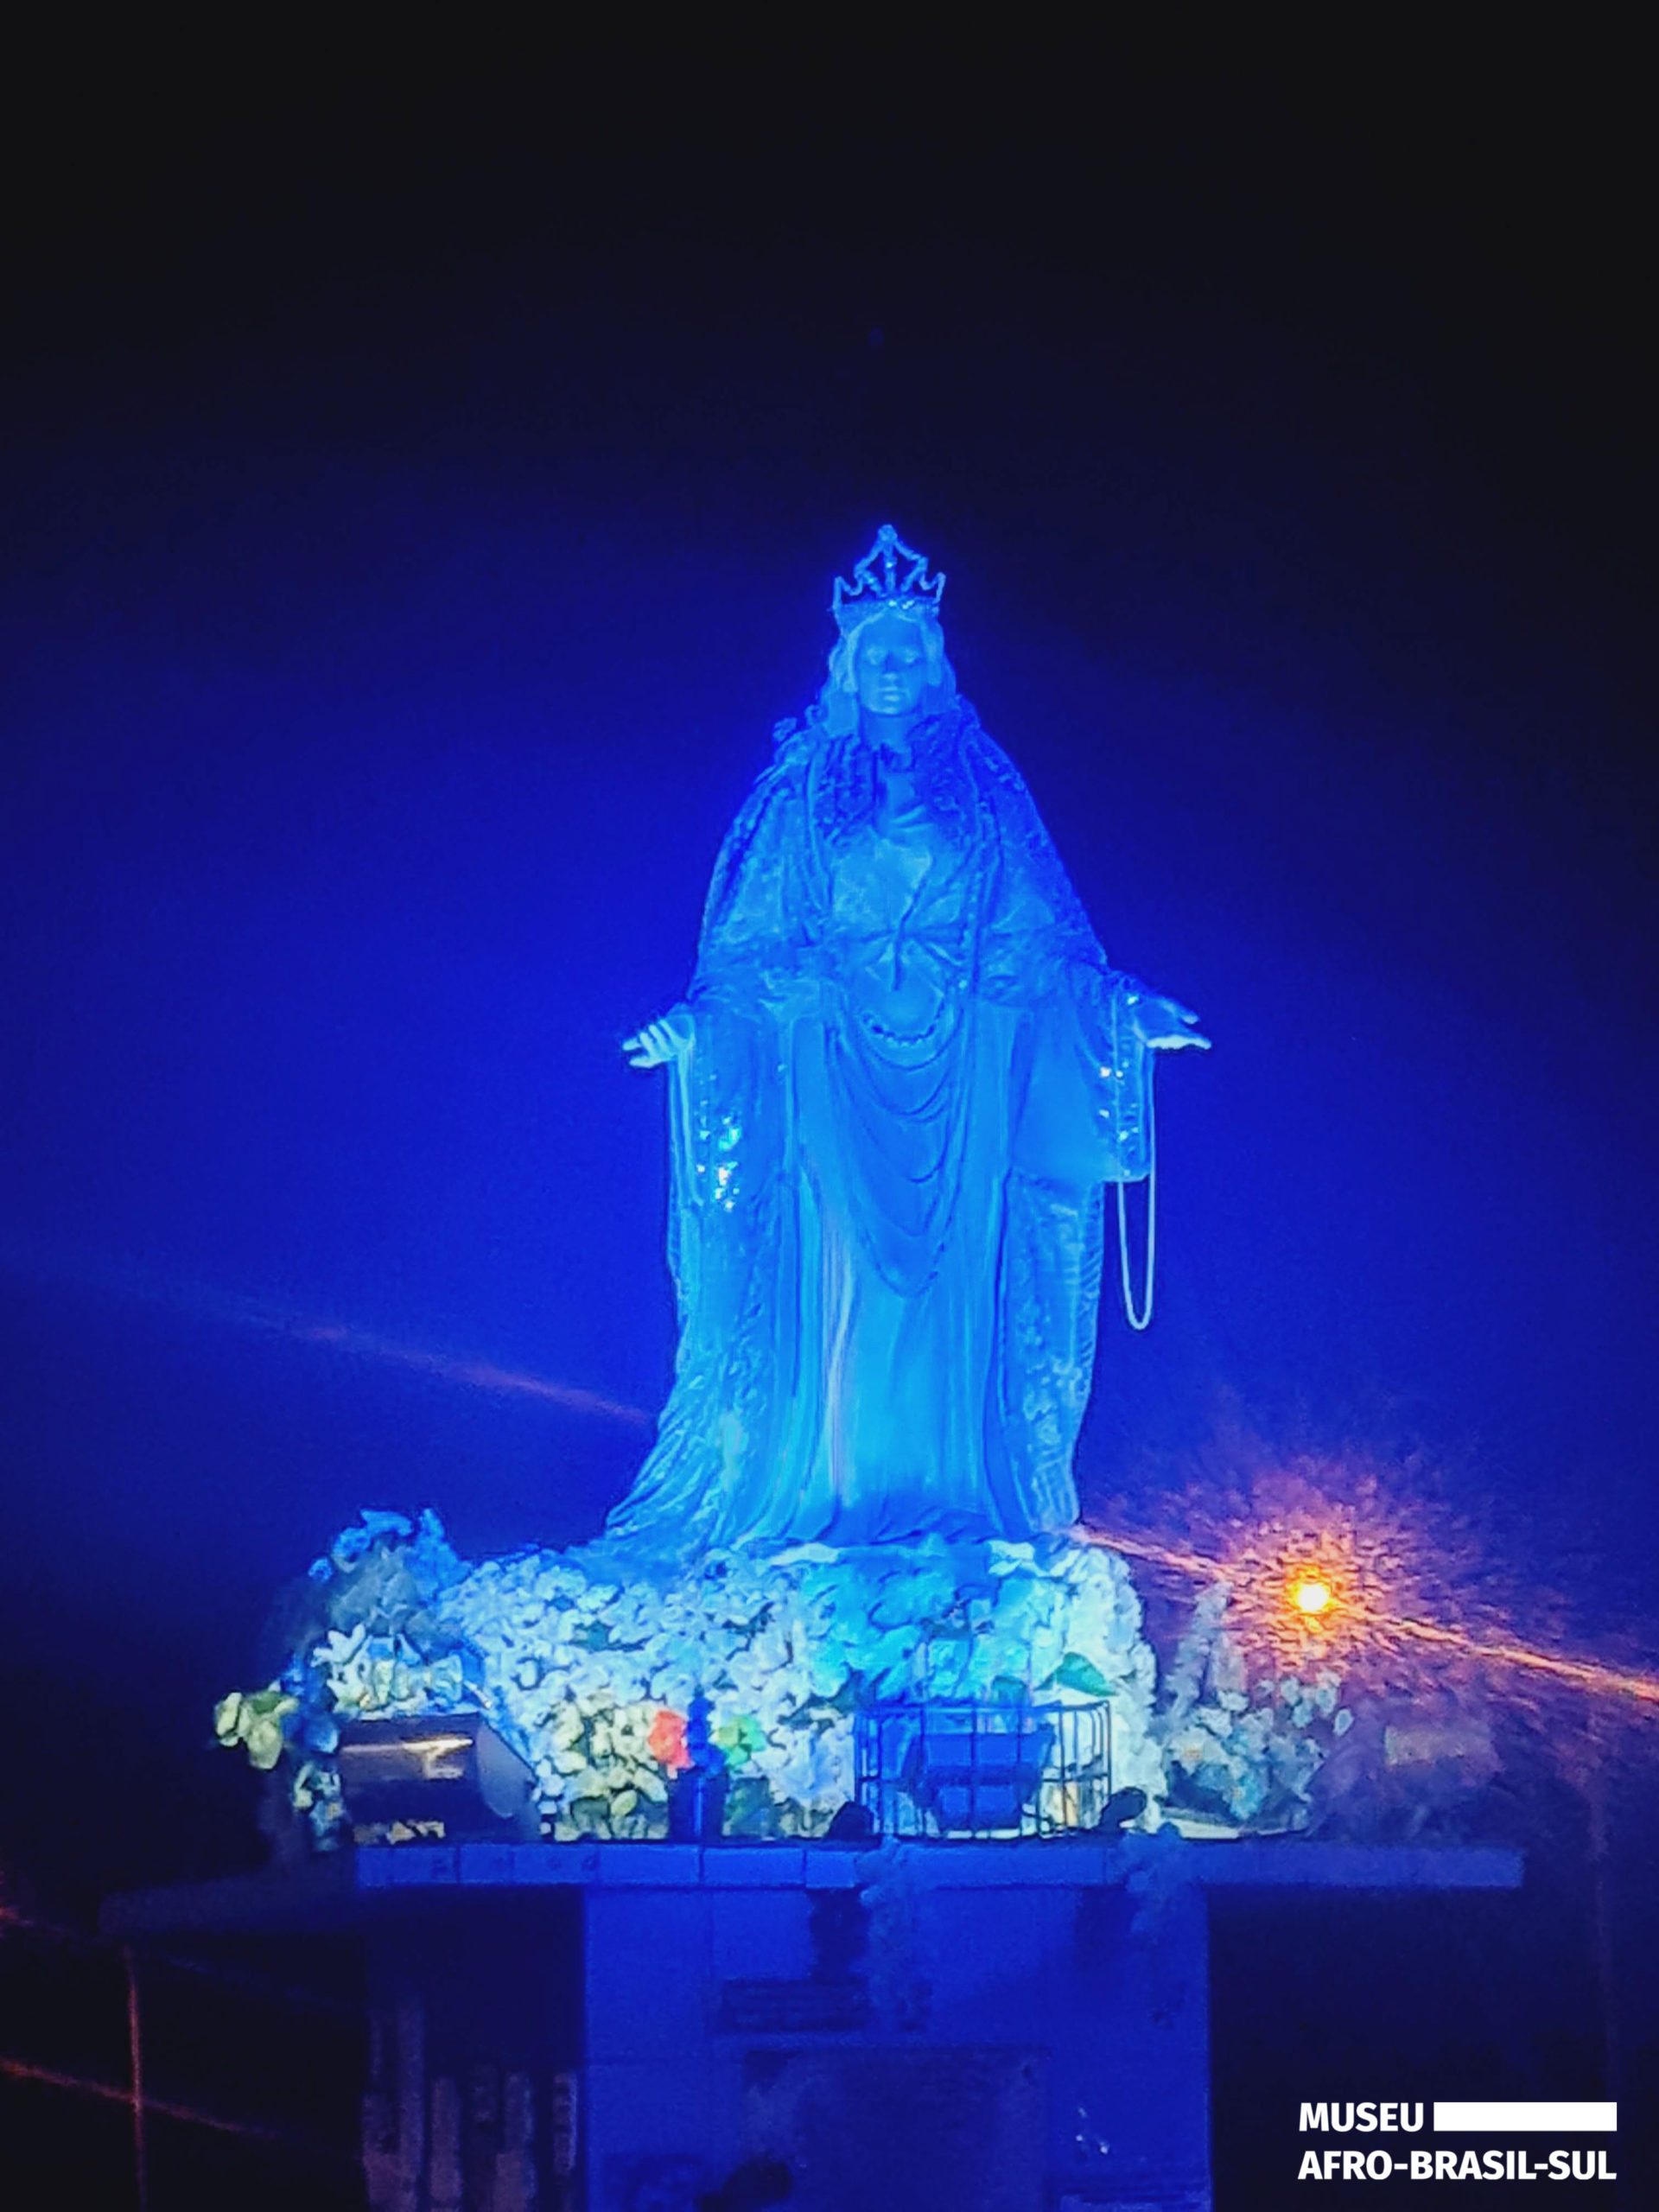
top-left (609, 529), bottom-right (1205, 1556)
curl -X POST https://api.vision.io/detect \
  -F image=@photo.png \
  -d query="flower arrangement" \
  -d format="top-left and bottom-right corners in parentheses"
top-left (218, 1515), bottom-right (1166, 1846)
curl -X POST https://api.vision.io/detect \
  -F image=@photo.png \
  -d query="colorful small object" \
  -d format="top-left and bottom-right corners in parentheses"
top-left (648, 1707), bottom-right (693, 1772)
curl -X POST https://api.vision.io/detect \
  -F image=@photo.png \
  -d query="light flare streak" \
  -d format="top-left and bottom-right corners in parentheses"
top-left (283, 1319), bottom-right (652, 1426)
top-left (1083, 1522), bottom-right (1659, 1713)
top-left (0, 1237), bottom-right (654, 1428)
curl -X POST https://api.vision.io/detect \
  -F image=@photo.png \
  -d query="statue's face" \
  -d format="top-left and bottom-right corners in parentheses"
top-left (852, 610), bottom-right (932, 721)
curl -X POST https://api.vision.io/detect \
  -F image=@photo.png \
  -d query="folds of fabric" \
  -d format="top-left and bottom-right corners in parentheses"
top-left (604, 708), bottom-right (1153, 1560)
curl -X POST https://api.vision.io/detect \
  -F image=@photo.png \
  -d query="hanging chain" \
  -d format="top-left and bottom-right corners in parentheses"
top-left (1116, 1058), bottom-right (1156, 1331)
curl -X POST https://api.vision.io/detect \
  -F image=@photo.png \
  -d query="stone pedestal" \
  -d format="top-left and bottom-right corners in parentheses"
top-left (104, 1839), bottom-right (1522, 2212)
top-left (580, 1846), bottom-right (1209, 2211)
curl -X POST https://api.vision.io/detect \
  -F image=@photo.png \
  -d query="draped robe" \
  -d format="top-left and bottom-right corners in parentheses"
top-left (606, 705), bottom-right (1154, 1556)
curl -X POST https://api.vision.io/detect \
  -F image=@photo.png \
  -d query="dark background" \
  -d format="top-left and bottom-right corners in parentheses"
top-left (1, 23), bottom-right (1652, 2199)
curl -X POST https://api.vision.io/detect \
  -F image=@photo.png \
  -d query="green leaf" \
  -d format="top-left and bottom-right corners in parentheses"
top-left (568, 1796), bottom-right (612, 1837)
top-left (723, 1776), bottom-right (778, 1840)
top-left (1050, 1653), bottom-right (1112, 1699)
top-left (245, 1718), bottom-right (288, 1772)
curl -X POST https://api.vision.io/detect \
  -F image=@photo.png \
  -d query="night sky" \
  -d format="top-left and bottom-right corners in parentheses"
top-left (1, 29), bottom-right (1652, 1950)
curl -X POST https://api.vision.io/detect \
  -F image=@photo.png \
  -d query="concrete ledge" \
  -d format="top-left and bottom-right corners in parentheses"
top-left (598, 1844), bottom-right (702, 1886)
top-left (455, 1841), bottom-right (517, 1885)
top-left (700, 1847), bottom-right (806, 1888)
top-left (101, 1837), bottom-right (1524, 1936)
top-left (375, 1845), bottom-right (460, 1888)
top-left (802, 1849), bottom-right (867, 1890)
top-left (508, 1842), bottom-right (597, 1885)
top-left (889, 1841), bottom-right (1114, 1888)
top-left (1193, 1843), bottom-right (1523, 1890)
top-left (100, 1853), bottom-right (356, 1937)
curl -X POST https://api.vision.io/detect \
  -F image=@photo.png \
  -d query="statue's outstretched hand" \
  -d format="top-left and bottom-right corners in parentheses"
top-left (1131, 992), bottom-right (1211, 1052)
top-left (623, 1004), bottom-right (695, 1068)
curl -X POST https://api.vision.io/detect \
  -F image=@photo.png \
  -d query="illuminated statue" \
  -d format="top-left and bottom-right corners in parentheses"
top-left (609, 528), bottom-right (1206, 1555)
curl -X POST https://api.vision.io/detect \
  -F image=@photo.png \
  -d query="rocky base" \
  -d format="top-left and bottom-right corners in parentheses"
top-left (216, 1513), bottom-right (1166, 1846)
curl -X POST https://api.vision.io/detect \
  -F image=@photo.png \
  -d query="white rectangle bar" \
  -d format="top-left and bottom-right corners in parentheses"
top-left (1434, 2102), bottom-right (1617, 2133)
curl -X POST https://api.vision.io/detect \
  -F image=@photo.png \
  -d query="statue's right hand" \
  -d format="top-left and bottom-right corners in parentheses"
top-left (623, 1004), bottom-right (695, 1068)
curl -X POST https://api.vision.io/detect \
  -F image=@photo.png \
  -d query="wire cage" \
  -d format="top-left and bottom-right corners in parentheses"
top-left (853, 1699), bottom-right (1113, 1840)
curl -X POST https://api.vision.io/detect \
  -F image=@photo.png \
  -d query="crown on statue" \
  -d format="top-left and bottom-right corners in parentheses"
top-left (830, 524), bottom-right (946, 638)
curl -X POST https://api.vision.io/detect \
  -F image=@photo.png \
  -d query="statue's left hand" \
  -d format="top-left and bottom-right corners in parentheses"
top-left (1130, 992), bottom-right (1211, 1052)
top-left (623, 1004), bottom-right (695, 1068)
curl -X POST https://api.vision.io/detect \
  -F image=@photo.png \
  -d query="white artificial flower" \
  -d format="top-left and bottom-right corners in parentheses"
top-left (768, 1726), bottom-right (849, 1811)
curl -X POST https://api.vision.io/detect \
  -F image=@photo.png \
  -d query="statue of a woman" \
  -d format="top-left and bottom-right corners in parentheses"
top-left (609, 527), bottom-right (1206, 1557)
